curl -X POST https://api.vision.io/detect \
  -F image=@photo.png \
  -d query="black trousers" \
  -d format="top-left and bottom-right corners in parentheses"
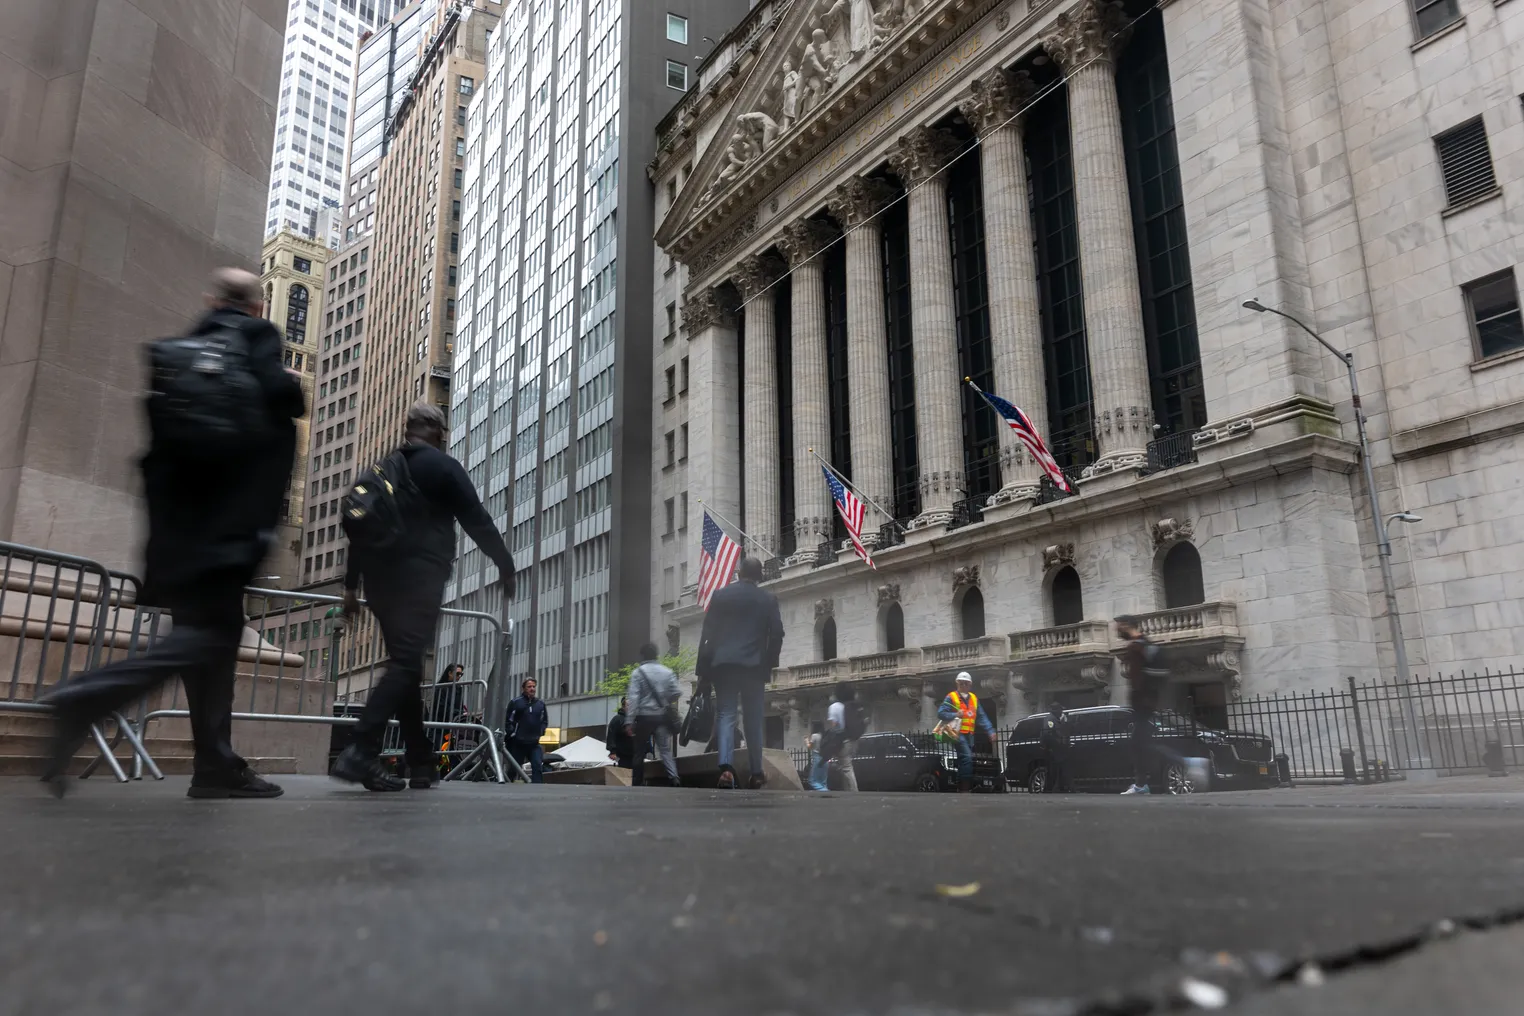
top-left (1043, 749), bottom-right (1068, 793)
top-left (352, 565), bottom-right (447, 764)
top-left (49, 575), bottom-right (246, 776)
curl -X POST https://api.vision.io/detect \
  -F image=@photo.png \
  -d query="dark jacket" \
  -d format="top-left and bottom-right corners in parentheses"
top-left (140, 307), bottom-right (305, 605)
top-left (504, 694), bottom-right (548, 746)
top-left (696, 579), bottom-right (784, 682)
top-left (345, 442), bottom-right (516, 592)
top-left (430, 675), bottom-right (466, 723)
top-left (1121, 635), bottom-right (1167, 715)
top-left (1040, 710), bottom-right (1071, 751)
top-left (605, 709), bottom-right (634, 762)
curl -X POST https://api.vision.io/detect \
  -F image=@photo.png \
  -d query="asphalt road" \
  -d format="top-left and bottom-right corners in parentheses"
top-left (3, 775), bottom-right (1524, 1016)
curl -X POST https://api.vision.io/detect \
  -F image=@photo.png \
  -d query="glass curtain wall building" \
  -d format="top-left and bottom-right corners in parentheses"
top-left (442, 0), bottom-right (746, 718)
top-left (267, 0), bottom-right (406, 242)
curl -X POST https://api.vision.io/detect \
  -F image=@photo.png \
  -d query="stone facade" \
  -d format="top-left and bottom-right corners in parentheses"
top-left (0, 0), bottom-right (286, 571)
top-left (648, 0), bottom-right (1524, 746)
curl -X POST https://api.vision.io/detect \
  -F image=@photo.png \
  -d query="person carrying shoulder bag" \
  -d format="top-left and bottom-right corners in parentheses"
top-left (625, 643), bottom-right (682, 787)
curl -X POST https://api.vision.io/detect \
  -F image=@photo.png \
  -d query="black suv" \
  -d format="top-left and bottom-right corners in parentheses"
top-left (825, 731), bottom-right (1006, 792)
top-left (1004, 706), bottom-right (1275, 794)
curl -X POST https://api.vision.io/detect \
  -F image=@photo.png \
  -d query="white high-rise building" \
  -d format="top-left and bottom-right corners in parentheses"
top-left (441, 0), bottom-right (747, 722)
top-left (265, 0), bottom-right (408, 243)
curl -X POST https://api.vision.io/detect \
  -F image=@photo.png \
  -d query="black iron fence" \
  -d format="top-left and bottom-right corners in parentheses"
top-left (1225, 668), bottom-right (1524, 782)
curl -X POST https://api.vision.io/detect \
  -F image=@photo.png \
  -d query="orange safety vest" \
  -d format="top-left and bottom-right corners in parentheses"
top-left (945, 691), bottom-right (979, 735)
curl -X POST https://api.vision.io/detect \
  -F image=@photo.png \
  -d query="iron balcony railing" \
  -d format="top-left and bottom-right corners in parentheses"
top-left (1144, 431), bottom-right (1198, 474)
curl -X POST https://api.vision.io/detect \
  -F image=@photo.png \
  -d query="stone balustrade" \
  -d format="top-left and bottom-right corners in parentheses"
top-left (924, 634), bottom-right (1010, 667)
top-left (1009, 620), bottom-right (1113, 659)
top-left (1134, 601), bottom-right (1239, 641)
top-left (848, 648), bottom-right (924, 677)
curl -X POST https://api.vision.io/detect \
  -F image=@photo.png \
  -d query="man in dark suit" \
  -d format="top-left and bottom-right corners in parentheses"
top-left (696, 557), bottom-right (784, 789)
top-left (42, 268), bottom-right (305, 799)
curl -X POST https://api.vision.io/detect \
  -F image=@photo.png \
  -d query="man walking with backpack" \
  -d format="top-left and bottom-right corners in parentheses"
top-left (1116, 615), bottom-right (1207, 795)
top-left (331, 403), bottom-right (516, 791)
top-left (41, 268), bottom-right (304, 799)
top-left (624, 643), bottom-right (681, 787)
top-left (825, 684), bottom-right (867, 791)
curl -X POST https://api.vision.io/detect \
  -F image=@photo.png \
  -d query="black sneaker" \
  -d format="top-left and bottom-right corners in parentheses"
top-left (188, 767), bottom-right (284, 799)
top-left (331, 744), bottom-right (404, 792)
top-left (408, 760), bottom-right (439, 789)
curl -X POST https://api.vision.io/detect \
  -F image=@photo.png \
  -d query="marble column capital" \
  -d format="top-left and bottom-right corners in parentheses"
top-left (827, 176), bottom-right (899, 229)
top-left (777, 218), bottom-right (840, 268)
top-left (888, 125), bottom-right (963, 188)
top-left (1042, 0), bottom-right (1132, 71)
top-left (960, 67), bottom-right (1037, 137)
top-left (682, 285), bottom-right (739, 333)
top-left (732, 254), bottom-right (786, 298)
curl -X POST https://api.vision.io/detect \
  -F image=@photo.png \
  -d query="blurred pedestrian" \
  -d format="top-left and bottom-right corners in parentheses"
top-left (937, 672), bottom-right (995, 793)
top-left (332, 403), bottom-right (516, 792)
top-left (1040, 701), bottom-right (1071, 793)
top-left (504, 677), bottom-right (548, 783)
top-left (695, 557), bottom-right (784, 789)
top-left (42, 268), bottom-right (304, 800)
top-left (807, 732), bottom-right (828, 791)
top-left (625, 643), bottom-right (681, 787)
top-left (431, 662), bottom-right (466, 756)
top-left (826, 683), bottom-right (867, 792)
top-left (606, 697), bottom-right (634, 769)
top-left (1116, 616), bottom-right (1207, 794)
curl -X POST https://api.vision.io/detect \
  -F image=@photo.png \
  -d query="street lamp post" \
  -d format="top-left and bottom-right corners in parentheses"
top-left (1243, 300), bottom-right (1430, 768)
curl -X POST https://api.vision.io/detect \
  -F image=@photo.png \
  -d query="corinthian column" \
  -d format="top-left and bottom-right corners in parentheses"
top-left (681, 285), bottom-right (741, 539)
top-left (1044, 0), bottom-right (1153, 474)
top-left (827, 176), bottom-right (899, 543)
top-left (777, 218), bottom-right (841, 565)
top-left (733, 254), bottom-right (785, 556)
top-left (889, 125), bottom-right (965, 529)
top-left (962, 68), bottom-right (1047, 504)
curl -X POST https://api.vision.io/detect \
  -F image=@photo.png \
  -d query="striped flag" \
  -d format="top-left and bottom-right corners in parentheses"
top-left (697, 511), bottom-right (742, 610)
top-left (823, 466), bottom-right (875, 569)
top-left (969, 381), bottom-right (1072, 493)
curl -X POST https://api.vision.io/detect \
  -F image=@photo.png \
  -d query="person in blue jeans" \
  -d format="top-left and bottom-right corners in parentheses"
top-left (504, 676), bottom-right (548, 783)
top-left (807, 732), bottom-right (829, 791)
top-left (696, 557), bottom-right (784, 789)
top-left (937, 671), bottom-right (995, 792)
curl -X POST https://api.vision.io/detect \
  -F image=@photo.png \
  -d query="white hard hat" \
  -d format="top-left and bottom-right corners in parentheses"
top-left (955, 671), bottom-right (974, 685)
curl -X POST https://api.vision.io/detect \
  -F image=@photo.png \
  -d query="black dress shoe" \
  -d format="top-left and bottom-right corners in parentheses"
top-left (39, 709), bottom-right (91, 799)
top-left (408, 760), bottom-right (439, 789)
top-left (188, 767), bottom-right (284, 799)
top-left (331, 744), bottom-right (404, 791)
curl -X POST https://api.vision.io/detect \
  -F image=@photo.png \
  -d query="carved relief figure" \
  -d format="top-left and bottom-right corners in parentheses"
top-left (779, 59), bottom-right (800, 127)
top-left (713, 128), bottom-right (758, 190)
top-left (850, 0), bottom-right (875, 52)
top-left (799, 28), bottom-right (837, 114)
top-left (737, 110), bottom-right (781, 151)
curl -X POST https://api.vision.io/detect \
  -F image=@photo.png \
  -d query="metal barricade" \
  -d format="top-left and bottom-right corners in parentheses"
top-left (132, 586), bottom-right (515, 783)
top-left (0, 541), bottom-right (160, 782)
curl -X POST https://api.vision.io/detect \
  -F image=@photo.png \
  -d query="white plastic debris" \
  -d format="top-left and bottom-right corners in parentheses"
top-left (1296, 963), bottom-right (1325, 987)
top-left (1179, 977), bottom-right (1229, 1009)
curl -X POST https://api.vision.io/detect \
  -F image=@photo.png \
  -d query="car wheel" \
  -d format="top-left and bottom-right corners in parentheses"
top-left (1027, 763), bottom-right (1048, 794)
top-left (1165, 761), bottom-right (1194, 795)
top-left (914, 772), bottom-right (941, 793)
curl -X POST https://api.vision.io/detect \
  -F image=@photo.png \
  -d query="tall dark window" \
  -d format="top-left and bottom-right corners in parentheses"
top-left (881, 197), bottom-right (920, 520)
top-left (1161, 542), bottom-right (1205, 608)
top-left (775, 279), bottom-right (796, 558)
top-left (1027, 90), bottom-right (1094, 467)
top-left (959, 587), bottom-right (986, 640)
top-left (1120, 15), bottom-right (1205, 437)
top-left (824, 242), bottom-right (853, 540)
top-left (820, 617), bottom-right (838, 661)
top-left (947, 149), bottom-right (1000, 499)
top-left (286, 284), bottom-right (309, 345)
top-left (884, 601), bottom-right (905, 651)
top-left (1051, 567), bottom-right (1083, 626)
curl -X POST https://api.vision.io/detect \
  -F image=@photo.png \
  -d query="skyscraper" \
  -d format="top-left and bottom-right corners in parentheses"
top-left (441, 0), bottom-right (748, 724)
top-left (265, 0), bottom-right (408, 243)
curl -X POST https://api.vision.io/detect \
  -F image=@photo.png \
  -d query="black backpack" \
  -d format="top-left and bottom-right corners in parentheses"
top-left (146, 323), bottom-right (270, 456)
top-left (340, 448), bottom-right (419, 551)
top-left (843, 701), bottom-right (868, 740)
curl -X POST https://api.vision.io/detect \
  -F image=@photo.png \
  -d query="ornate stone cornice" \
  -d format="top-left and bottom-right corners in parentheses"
top-left (888, 125), bottom-right (964, 187)
top-left (688, 211), bottom-right (759, 277)
top-left (960, 66), bottom-right (1035, 136)
top-left (827, 176), bottom-right (900, 229)
top-left (682, 286), bottom-right (739, 333)
top-left (777, 218), bottom-right (840, 268)
top-left (732, 253), bottom-right (786, 298)
top-left (1041, 0), bottom-right (1131, 71)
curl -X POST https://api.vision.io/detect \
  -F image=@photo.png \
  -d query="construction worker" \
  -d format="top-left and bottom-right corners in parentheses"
top-left (937, 672), bottom-right (995, 793)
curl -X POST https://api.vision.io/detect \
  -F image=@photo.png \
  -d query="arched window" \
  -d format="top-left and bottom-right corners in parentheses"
top-left (820, 617), bottom-right (838, 661)
top-left (1161, 542), bottom-right (1205, 608)
top-left (883, 602), bottom-right (905, 652)
top-left (1051, 567), bottom-right (1083, 626)
top-left (959, 587), bottom-right (985, 640)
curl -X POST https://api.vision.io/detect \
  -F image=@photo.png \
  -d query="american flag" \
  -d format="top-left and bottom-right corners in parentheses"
top-left (697, 511), bottom-right (742, 610)
top-left (970, 383), bottom-right (1072, 493)
top-left (823, 466), bottom-right (875, 569)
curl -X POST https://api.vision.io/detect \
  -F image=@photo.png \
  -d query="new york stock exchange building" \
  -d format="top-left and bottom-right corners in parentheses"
top-left (647, 0), bottom-right (1524, 743)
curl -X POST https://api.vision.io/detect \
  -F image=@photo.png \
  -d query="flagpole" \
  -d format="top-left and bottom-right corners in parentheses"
top-left (806, 447), bottom-right (900, 529)
top-left (695, 499), bottom-right (782, 561)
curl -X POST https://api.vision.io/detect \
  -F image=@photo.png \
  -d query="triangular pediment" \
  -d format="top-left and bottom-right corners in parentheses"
top-left (657, 0), bottom-right (959, 265)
